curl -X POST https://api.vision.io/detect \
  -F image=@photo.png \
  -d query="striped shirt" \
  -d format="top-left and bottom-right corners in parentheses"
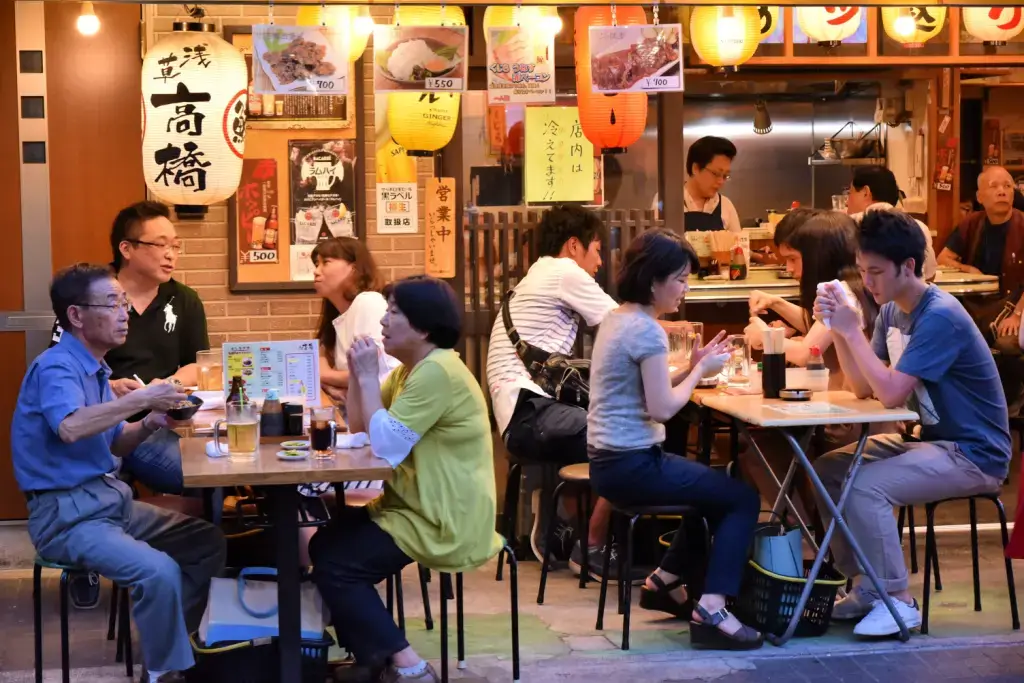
top-left (486, 256), bottom-right (617, 434)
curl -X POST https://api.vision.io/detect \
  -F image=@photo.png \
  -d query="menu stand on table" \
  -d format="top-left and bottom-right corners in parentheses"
top-left (700, 392), bottom-right (918, 646)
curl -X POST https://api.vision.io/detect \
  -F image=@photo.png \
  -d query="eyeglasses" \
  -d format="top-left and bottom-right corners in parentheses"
top-left (984, 181), bottom-right (1015, 191)
top-left (702, 167), bottom-right (731, 182)
top-left (75, 296), bottom-right (132, 313)
top-left (128, 239), bottom-right (182, 255)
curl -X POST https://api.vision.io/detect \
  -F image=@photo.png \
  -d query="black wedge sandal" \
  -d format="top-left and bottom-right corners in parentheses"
top-left (689, 604), bottom-right (764, 651)
top-left (638, 573), bottom-right (692, 618)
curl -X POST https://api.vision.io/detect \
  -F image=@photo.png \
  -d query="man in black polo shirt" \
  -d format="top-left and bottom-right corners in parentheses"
top-left (52, 201), bottom-right (210, 609)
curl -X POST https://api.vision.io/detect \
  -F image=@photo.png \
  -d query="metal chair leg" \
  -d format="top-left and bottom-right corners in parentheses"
top-left (107, 583), bottom-right (118, 641)
top-left (33, 564), bottom-right (42, 683)
top-left (59, 571), bottom-right (70, 683)
top-left (908, 505), bottom-right (919, 575)
top-left (396, 571), bottom-right (406, 634)
top-left (970, 497), bottom-right (982, 612)
top-left (505, 546), bottom-right (521, 683)
top-left (456, 573), bottom-right (466, 670)
top-left (439, 574), bottom-right (450, 683)
top-left (993, 496), bottom-right (1021, 630)
top-left (386, 574), bottom-right (395, 618)
top-left (595, 514), bottom-right (616, 630)
top-left (419, 564), bottom-right (433, 631)
top-left (922, 504), bottom-right (937, 635)
top-left (118, 587), bottom-right (132, 676)
top-left (496, 463), bottom-right (521, 582)
top-left (621, 515), bottom-right (639, 652)
top-left (616, 515), bottom-right (628, 616)
top-left (579, 487), bottom-right (592, 589)
top-left (536, 481), bottom-right (567, 605)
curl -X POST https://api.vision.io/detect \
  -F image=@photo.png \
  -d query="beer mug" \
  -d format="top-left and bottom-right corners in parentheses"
top-left (309, 406), bottom-right (338, 460)
top-left (213, 401), bottom-right (261, 461)
top-left (196, 350), bottom-right (223, 392)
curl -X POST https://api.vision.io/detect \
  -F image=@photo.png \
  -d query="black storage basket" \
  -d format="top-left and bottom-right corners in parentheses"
top-left (185, 631), bottom-right (334, 683)
top-left (733, 560), bottom-right (846, 638)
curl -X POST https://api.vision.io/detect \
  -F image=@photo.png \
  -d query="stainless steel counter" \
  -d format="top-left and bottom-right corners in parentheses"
top-left (687, 267), bottom-right (999, 304)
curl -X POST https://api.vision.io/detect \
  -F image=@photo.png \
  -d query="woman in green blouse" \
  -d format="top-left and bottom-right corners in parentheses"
top-left (310, 276), bottom-right (499, 683)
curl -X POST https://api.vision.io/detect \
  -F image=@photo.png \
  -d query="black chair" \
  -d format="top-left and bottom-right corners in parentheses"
top-left (495, 461), bottom-right (522, 582)
top-left (537, 463), bottom-right (592, 604)
top-left (921, 493), bottom-right (1020, 635)
top-left (33, 558), bottom-right (132, 683)
top-left (388, 546), bottom-right (521, 683)
top-left (594, 505), bottom-right (708, 651)
top-left (897, 505), bottom-right (922, 574)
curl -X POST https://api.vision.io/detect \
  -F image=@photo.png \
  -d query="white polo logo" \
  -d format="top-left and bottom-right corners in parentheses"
top-left (164, 299), bottom-right (178, 333)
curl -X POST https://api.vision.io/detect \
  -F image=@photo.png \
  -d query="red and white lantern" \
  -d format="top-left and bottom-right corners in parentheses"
top-left (142, 22), bottom-right (248, 206)
top-left (963, 7), bottom-right (1024, 46)
top-left (796, 6), bottom-right (863, 46)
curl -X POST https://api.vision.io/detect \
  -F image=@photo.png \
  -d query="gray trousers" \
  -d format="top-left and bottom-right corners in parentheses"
top-left (27, 476), bottom-right (225, 671)
top-left (814, 434), bottom-right (1001, 594)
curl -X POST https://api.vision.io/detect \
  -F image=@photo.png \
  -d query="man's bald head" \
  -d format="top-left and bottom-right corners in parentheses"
top-left (977, 165), bottom-right (1016, 222)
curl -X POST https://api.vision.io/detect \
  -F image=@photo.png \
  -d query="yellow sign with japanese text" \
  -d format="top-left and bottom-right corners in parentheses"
top-left (524, 106), bottom-right (595, 204)
top-left (425, 177), bottom-right (457, 278)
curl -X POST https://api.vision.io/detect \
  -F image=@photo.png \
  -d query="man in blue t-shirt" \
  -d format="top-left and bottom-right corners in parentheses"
top-left (813, 210), bottom-right (1011, 638)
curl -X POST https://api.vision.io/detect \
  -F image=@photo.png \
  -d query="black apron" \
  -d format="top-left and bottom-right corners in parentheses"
top-left (684, 195), bottom-right (725, 232)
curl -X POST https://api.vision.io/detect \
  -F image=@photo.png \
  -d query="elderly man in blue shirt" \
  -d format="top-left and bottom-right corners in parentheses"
top-left (12, 264), bottom-right (225, 683)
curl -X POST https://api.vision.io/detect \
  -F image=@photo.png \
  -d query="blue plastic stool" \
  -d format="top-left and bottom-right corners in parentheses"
top-left (33, 557), bottom-right (132, 683)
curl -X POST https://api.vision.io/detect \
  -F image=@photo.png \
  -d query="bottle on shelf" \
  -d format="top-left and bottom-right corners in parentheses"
top-left (247, 82), bottom-right (262, 117)
top-left (263, 207), bottom-right (279, 250)
top-left (729, 237), bottom-right (747, 281)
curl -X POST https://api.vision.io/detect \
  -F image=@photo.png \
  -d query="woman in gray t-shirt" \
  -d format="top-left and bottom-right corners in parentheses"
top-left (588, 230), bottom-right (763, 651)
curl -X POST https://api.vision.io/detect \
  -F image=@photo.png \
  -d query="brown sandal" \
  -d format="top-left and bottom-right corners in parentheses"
top-left (689, 604), bottom-right (764, 651)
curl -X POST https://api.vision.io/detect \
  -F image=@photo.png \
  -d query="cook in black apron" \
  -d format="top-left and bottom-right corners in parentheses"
top-left (684, 198), bottom-right (725, 232)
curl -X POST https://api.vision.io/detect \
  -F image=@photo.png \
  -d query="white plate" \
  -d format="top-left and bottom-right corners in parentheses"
top-left (281, 440), bottom-right (309, 450)
top-left (277, 449), bottom-right (309, 461)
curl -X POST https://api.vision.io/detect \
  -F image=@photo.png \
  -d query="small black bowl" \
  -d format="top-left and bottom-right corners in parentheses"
top-left (167, 394), bottom-right (204, 420)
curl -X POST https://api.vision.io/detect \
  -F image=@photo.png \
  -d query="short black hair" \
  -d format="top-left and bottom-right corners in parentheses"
top-left (686, 136), bottom-right (737, 176)
top-left (852, 166), bottom-right (902, 207)
top-left (773, 207), bottom-right (822, 248)
top-left (383, 276), bottom-right (462, 349)
top-left (617, 229), bottom-right (699, 306)
top-left (536, 205), bottom-right (607, 258)
top-left (110, 201), bottom-right (171, 271)
top-left (857, 209), bottom-right (926, 277)
top-left (50, 263), bottom-right (114, 331)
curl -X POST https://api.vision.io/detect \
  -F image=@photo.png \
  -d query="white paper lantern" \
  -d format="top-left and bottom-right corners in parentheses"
top-left (796, 6), bottom-right (863, 46)
top-left (963, 7), bottom-right (1024, 46)
top-left (142, 22), bottom-right (248, 206)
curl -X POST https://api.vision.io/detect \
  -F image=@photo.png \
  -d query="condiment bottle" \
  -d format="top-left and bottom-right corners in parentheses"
top-left (806, 345), bottom-right (829, 392)
top-left (260, 388), bottom-right (284, 437)
top-left (729, 238), bottom-right (747, 281)
top-left (226, 375), bottom-right (248, 404)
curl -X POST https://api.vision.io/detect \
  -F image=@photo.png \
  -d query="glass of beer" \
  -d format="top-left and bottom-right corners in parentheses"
top-left (196, 350), bottom-right (223, 392)
top-left (309, 406), bottom-right (337, 460)
top-left (212, 401), bottom-right (260, 461)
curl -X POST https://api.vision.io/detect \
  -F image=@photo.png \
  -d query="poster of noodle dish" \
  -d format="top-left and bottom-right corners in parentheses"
top-left (373, 25), bottom-right (468, 92)
top-left (588, 24), bottom-right (683, 94)
top-left (252, 25), bottom-right (349, 95)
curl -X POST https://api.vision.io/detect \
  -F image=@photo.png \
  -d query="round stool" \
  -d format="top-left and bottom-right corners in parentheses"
top-left (537, 463), bottom-right (593, 604)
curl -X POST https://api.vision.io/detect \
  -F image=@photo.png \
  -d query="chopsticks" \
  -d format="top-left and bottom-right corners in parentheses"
top-left (133, 374), bottom-right (147, 388)
top-left (761, 327), bottom-right (786, 354)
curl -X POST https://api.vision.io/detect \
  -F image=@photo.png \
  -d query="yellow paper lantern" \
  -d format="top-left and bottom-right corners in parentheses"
top-left (296, 5), bottom-right (375, 62)
top-left (690, 6), bottom-right (761, 67)
top-left (142, 22), bottom-right (247, 206)
top-left (483, 6), bottom-right (562, 39)
top-left (384, 6), bottom-right (465, 156)
top-left (796, 6), bottom-right (863, 46)
top-left (881, 7), bottom-right (946, 48)
top-left (376, 137), bottom-right (418, 183)
top-left (574, 6), bottom-right (648, 153)
top-left (963, 7), bottom-right (1024, 46)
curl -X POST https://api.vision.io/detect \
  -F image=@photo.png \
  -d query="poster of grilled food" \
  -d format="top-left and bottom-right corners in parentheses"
top-left (253, 25), bottom-right (349, 95)
top-left (288, 140), bottom-right (357, 244)
top-left (588, 24), bottom-right (683, 93)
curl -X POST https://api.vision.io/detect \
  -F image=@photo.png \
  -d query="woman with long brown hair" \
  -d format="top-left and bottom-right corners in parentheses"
top-left (313, 237), bottom-right (399, 403)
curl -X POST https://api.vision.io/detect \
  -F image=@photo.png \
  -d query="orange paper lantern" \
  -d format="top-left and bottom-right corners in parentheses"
top-left (574, 6), bottom-right (648, 153)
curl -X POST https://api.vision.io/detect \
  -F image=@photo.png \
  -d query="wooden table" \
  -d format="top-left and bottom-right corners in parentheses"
top-left (700, 391), bottom-right (918, 645)
top-left (181, 438), bottom-right (391, 683)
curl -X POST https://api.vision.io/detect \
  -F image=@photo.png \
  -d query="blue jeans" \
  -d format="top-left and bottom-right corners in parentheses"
top-left (589, 445), bottom-right (760, 597)
top-left (122, 429), bottom-right (184, 494)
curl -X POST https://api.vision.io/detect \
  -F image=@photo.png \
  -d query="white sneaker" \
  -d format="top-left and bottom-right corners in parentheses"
top-left (852, 597), bottom-right (922, 637)
top-left (832, 584), bottom-right (879, 621)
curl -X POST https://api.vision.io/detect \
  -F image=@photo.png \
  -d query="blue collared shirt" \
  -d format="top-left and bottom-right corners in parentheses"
top-left (11, 334), bottom-right (124, 492)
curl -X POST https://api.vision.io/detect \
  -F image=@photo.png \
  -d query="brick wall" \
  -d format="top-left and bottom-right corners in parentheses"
top-left (144, 4), bottom-right (431, 349)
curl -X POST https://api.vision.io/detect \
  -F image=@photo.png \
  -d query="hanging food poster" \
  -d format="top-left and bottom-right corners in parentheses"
top-left (588, 24), bottom-right (683, 93)
top-left (486, 26), bottom-right (555, 104)
top-left (289, 139), bottom-right (357, 244)
top-left (373, 24), bottom-right (468, 92)
top-left (252, 25), bottom-right (349, 95)
top-left (223, 340), bottom-right (321, 406)
top-left (236, 159), bottom-right (280, 264)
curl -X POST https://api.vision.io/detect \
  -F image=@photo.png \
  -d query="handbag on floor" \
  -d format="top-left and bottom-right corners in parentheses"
top-left (199, 567), bottom-right (327, 645)
top-left (752, 513), bottom-right (803, 579)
